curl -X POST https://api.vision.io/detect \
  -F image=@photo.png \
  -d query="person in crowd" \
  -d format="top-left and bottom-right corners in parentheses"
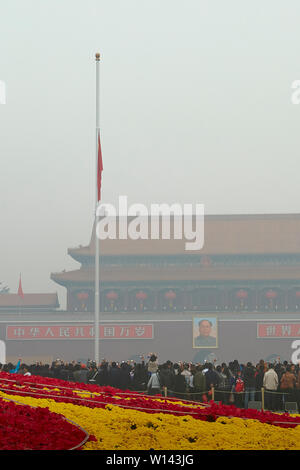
top-left (243, 362), bottom-right (256, 409)
top-left (213, 365), bottom-right (226, 403)
top-left (51, 360), bottom-right (63, 380)
top-left (87, 363), bottom-right (98, 384)
top-left (147, 354), bottom-right (158, 378)
top-left (132, 361), bottom-right (148, 391)
top-left (263, 363), bottom-right (279, 411)
top-left (254, 363), bottom-right (265, 402)
top-left (221, 363), bottom-right (234, 405)
top-left (181, 363), bottom-right (192, 387)
top-left (72, 363), bottom-right (82, 383)
top-left (274, 359), bottom-right (285, 384)
top-left (159, 361), bottom-right (175, 396)
top-left (231, 360), bottom-right (240, 376)
top-left (58, 363), bottom-right (71, 381)
top-left (147, 366), bottom-right (162, 395)
top-left (42, 364), bottom-right (53, 378)
top-left (192, 365), bottom-right (206, 400)
top-left (95, 361), bottom-right (109, 386)
top-left (172, 363), bottom-right (188, 398)
top-left (290, 363), bottom-right (297, 380)
top-left (118, 362), bottom-right (131, 390)
top-left (280, 364), bottom-right (296, 408)
top-left (187, 364), bottom-right (199, 397)
top-left (107, 362), bottom-right (122, 388)
top-left (18, 364), bottom-right (31, 376)
top-left (233, 370), bottom-right (244, 408)
top-left (22, 366), bottom-right (31, 377)
top-left (9, 359), bottom-right (21, 374)
top-left (205, 362), bottom-right (220, 398)
top-left (74, 363), bottom-right (89, 383)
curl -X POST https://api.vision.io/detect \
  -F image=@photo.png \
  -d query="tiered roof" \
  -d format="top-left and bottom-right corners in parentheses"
top-left (0, 293), bottom-right (59, 310)
top-left (68, 213), bottom-right (300, 258)
top-left (51, 213), bottom-right (300, 286)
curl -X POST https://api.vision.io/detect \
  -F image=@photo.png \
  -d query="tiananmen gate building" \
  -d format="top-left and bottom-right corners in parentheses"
top-left (2, 213), bottom-right (300, 364)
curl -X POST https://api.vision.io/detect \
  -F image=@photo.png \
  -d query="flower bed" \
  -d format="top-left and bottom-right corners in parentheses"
top-left (0, 372), bottom-right (299, 429)
top-left (0, 396), bottom-right (90, 450)
top-left (1, 391), bottom-right (300, 450)
top-left (2, 372), bottom-right (300, 450)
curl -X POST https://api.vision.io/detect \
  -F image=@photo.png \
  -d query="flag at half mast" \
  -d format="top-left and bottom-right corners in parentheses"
top-left (97, 130), bottom-right (103, 202)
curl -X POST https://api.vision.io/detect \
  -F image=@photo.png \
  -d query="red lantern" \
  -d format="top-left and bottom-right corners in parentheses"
top-left (265, 289), bottom-right (278, 309)
top-left (77, 292), bottom-right (89, 300)
top-left (165, 290), bottom-right (176, 300)
top-left (106, 291), bottom-right (118, 300)
top-left (106, 290), bottom-right (118, 311)
top-left (295, 291), bottom-right (300, 298)
top-left (235, 289), bottom-right (248, 309)
top-left (265, 289), bottom-right (277, 299)
top-left (136, 291), bottom-right (147, 310)
top-left (236, 289), bottom-right (248, 299)
top-left (164, 290), bottom-right (176, 308)
top-left (136, 291), bottom-right (147, 301)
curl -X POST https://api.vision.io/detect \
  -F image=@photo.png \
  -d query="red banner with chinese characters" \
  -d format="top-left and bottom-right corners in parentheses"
top-left (257, 322), bottom-right (300, 338)
top-left (6, 324), bottom-right (153, 340)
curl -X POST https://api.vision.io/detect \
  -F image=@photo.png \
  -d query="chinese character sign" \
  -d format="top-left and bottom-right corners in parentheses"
top-left (257, 323), bottom-right (300, 338)
top-left (6, 324), bottom-right (153, 340)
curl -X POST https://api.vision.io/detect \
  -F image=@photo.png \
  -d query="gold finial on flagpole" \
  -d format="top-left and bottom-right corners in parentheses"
top-left (95, 52), bottom-right (101, 61)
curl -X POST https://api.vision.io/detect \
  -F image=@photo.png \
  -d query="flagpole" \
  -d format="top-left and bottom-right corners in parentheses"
top-left (94, 52), bottom-right (100, 365)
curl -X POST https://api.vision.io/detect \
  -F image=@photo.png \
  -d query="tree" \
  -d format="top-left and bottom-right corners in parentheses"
top-left (0, 282), bottom-right (9, 294)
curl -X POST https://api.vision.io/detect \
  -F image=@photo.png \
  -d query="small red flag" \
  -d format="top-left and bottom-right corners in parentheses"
top-left (18, 275), bottom-right (24, 299)
top-left (97, 131), bottom-right (103, 202)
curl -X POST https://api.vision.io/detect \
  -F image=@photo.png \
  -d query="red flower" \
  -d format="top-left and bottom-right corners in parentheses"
top-left (0, 397), bottom-right (88, 450)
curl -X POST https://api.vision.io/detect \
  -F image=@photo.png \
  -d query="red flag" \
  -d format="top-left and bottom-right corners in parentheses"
top-left (97, 131), bottom-right (103, 202)
top-left (17, 275), bottom-right (24, 299)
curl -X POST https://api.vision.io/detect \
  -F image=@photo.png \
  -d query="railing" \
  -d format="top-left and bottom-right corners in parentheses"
top-left (159, 386), bottom-right (299, 412)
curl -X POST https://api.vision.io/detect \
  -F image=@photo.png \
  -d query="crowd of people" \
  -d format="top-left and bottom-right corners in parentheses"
top-left (1, 354), bottom-right (300, 412)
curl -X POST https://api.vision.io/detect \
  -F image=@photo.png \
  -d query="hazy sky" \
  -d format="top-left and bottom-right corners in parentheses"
top-left (1, 0), bottom-right (300, 308)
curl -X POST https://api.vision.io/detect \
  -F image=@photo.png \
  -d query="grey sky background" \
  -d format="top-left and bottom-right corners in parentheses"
top-left (1, 0), bottom-right (300, 308)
